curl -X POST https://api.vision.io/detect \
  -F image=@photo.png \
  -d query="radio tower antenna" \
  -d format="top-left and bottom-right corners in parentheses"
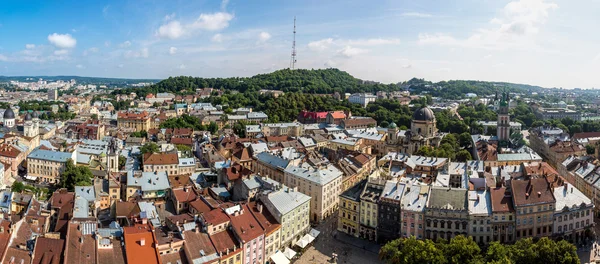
top-left (290, 16), bottom-right (297, 70)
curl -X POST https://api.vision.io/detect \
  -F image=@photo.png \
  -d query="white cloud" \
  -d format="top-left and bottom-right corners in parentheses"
top-left (337, 46), bottom-right (368, 58)
top-left (221, 0), bottom-right (229, 10)
top-left (88, 47), bottom-right (99, 53)
top-left (47, 33), bottom-right (77, 48)
top-left (156, 20), bottom-right (185, 39)
top-left (169, 47), bottom-right (177, 55)
top-left (54, 49), bottom-right (69, 55)
top-left (104, 41), bottom-right (111, 47)
top-left (308, 38), bottom-right (334, 51)
top-left (124, 47), bottom-right (149, 58)
top-left (308, 37), bottom-right (400, 51)
top-left (0, 54), bottom-right (7, 61)
top-left (190, 12), bottom-right (234, 31)
top-left (178, 64), bottom-right (186, 69)
top-left (401, 12), bottom-right (433, 18)
top-left (418, 0), bottom-right (558, 50)
top-left (76, 64), bottom-right (85, 69)
top-left (119, 41), bottom-right (132, 48)
top-left (25, 44), bottom-right (35, 49)
top-left (164, 13), bottom-right (176, 21)
top-left (141, 48), bottom-right (149, 58)
top-left (211, 33), bottom-right (224, 43)
top-left (258, 32), bottom-right (271, 42)
top-left (402, 64), bottom-right (412, 69)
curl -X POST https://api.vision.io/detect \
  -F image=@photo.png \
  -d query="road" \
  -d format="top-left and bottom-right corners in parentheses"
top-left (296, 211), bottom-right (382, 264)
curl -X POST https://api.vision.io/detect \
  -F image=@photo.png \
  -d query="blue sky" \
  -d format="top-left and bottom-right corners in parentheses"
top-left (0, 0), bottom-right (599, 88)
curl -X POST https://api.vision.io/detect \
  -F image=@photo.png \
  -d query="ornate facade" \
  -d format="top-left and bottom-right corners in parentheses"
top-left (386, 106), bottom-right (445, 154)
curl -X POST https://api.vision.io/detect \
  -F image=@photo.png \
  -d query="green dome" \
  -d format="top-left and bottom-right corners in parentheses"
top-left (389, 122), bottom-right (397, 129)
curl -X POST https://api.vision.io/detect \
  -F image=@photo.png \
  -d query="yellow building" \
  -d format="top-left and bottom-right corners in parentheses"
top-left (27, 148), bottom-right (74, 184)
top-left (359, 178), bottom-right (385, 241)
top-left (117, 111), bottom-right (152, 132)
top-left (338, 180), bottom-right (366, 237)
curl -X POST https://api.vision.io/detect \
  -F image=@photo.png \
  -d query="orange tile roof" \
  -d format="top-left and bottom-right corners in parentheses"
top-left (172, 188), bottom-right (198, 203)
top-left (0, 220), bottom-right (11, 262)
top-left (209, 230), bottom-right (241, 258)
top-left (0, 144), bottom-right (21, 158)
top-left (171, 137), bottom-right (193, 146)
top-left (64, 222), bottom-right (96, 264)
top-left (118, 111), bottom-right (149, 120)
top-left (123, 223), bottom-right (161, 264)
top-left (329, 111), bottom-right (346, 119)
top-left (143, 152), bottom-right (179, 165)
top-left (189, 199), bottom-right (212, 215)
top-left (203, 209), bottom-right (230, 226)
top-left (247, 201), bottom-right (280, 237)
top-left (183, 230), bottom-right (218, 263)
top-left (228, 204), bottom-right (264, 243)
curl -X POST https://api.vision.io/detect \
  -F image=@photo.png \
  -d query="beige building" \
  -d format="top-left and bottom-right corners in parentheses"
top-left (338, 180), bottom-right (366, 237)
top-left (359, 178), bottom-right (385, 241)
top-left (143, 152), bottom-right (179, 175)
top-left (259, 186), bottom-right (311, 249)
top-left (511, 178), bottom-right (556, 240)
top-left (117, 111), bottom-right (152, 132)
top-left (262, 122), bottom-right (304, 137)
top-left (284, 163), bottom-right (343, 222)
top-left (27, 149), bottom-right (74, 184)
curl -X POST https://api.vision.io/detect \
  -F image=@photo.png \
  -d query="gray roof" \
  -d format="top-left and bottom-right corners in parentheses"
top-left (340, 180), bottom-right (366, 201)
top-left (138, 201), bottom-right (161, 226)
top-left (264, 188), bottom-right (311, 215)
top-left (247, 112), bottom-right (268, 119)
top-left (468, 190), bottom-right (492, 216)
top-left (28, 148), bottom-right (72, 163)
top-left (554, 185), bottom-right (592, 212)
top-left (243, 176), bottom-right (262, 190)
top-left (402, 184), bottom-right (429, 213)
top-left (75, 186), bottom-right (96, 202)
top-left (427, 187), bottom-right (467, 211)
top-left (256, 152), bottom-right (290, 170)
top-left (381, 181), bottom-right (405, 201)
top-left (285, 164), bottom-right (342, 186)
top-left (127, 171), bottom-right (170, 191)
top-left (73, 195), bottom-right (91, 218)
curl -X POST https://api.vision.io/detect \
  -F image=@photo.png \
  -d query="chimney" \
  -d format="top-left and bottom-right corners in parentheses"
top-left (140, 238), bottom-right (145, 246)
top-left (537, 191), bottom-right (541, 197)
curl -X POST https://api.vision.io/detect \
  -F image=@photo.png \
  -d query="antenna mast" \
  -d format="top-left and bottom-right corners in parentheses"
top-left (290, 16), bottom-right (297, 70)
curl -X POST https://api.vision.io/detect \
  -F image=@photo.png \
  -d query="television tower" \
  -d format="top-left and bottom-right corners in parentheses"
top-left (290, 16), bottom-right (297, 70)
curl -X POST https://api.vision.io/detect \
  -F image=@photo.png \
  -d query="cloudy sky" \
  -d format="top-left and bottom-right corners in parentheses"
top-left (0, 0), bottom-right (599, 88)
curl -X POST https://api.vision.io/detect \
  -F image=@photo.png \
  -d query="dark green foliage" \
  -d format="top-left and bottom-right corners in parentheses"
top-left (586, 145), bottom-right (596, 155)
top-left (160, 114), bottom-right (206, 131)
top-left (11, 181), bottom-right (25, 192)
top-left (380, 236), bottom-right (579, 264)
top-left (118, 155), bottom-right (127, 170)
top-left (130, 130), bottom-right (148, 138)
top-left (59, 159), bottom-right (94, 191)
top-left (140, 142), bottom-right (159, 154)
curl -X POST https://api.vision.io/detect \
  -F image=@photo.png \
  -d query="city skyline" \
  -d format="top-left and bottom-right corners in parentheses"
top-left (0, 0), bottom-right (599, 89)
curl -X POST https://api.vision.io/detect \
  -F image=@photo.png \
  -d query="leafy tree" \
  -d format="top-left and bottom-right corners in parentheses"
top-left (232, 120), bottom-right (247, 137)
top-left (208, 121), bottom-right (219, 134)
top-left (140, 142), bottom-right (159, 154)
top-left (60, 159), bottom-right (93, 191)
top-left (11, 181), bottom-right (25, 192)
top-left (379, 236), bottom-right (446, 264)
top-left (91, 114), bottom-right (98, 120)
top-left (459, 132), bottom-right (473, 149)
top-left (439, 235), bottom-right (482, 264)
top-left (118, 155), bottom-right (127, 170)
top-left (160, 115), bottom-right (206, 131)
top-left (456, 150), bottom-right (473, 162)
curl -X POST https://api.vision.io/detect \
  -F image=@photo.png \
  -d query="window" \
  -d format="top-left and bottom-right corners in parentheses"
top-left (558, 226), bottom-right (562, 232)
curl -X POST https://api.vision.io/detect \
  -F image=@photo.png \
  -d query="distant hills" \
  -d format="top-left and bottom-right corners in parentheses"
top-left (2, 69), bottom-right (546, 99)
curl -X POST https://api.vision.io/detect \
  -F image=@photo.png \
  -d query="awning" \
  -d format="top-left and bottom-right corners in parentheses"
top-left (283, 247), bottom-right (297, 259)
top-left (309, 228), bottom-right (320, 238)
top-left (24, 175), bottom-right (37, 181)
top-left (295, 237), bottom-right (309, 248)
top-left (270, 251), bottom-right (290, 264)
top-left (302, 233), bottom-right (315, 244)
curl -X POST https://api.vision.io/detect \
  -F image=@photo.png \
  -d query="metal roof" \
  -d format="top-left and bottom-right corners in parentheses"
top-left (28, 148), bottom-right (72, 163)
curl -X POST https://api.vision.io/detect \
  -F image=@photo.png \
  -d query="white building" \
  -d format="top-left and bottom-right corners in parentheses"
top-left (284, 163), bottom-right (343, 222)
top-left (348, 93), bottom-right (377, 107)
top-left (553, 184), bottom-right (594, 243)
top-left (259, 186), bottom-right (311, 248)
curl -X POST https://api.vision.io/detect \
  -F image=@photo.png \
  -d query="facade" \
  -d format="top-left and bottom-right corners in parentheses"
top-left (27, 148), bottom-right (74, 184)
top-left (553, 184), bottom-right (594, 243)
top-left (490, 187), bottom-right (516, 243)
top-left (400, 183), bottom-right (429, 239)
top-left (378, 180), bottom-right (404, 243)
top-left (259, 187), bottom-right (311, 249)
top-left (385, 107), bottom-right (445, 155)
top-left (425, 187), bottom-right (469, 241)
top-left (497, 92), bottom-right (511, 142)
top-left (142, 152), bottom-right (179, 175)
top-left (511, 178), bottom-right (556, 240)
top-left (359, 178), bottom-right (385, 241)
top-left (117, 111), bottom-right (152, 132)
top-left (48, 89), bottom-right (58, 101)
top-left (284, 164), bottom-right (343, 222)
top-left (338, 180), bottom-right (365, 237)
top-left (348, 93), bottom-right (377, 107)
top-left (227, 204), bottom-right (265, 264)
top-left (468, 190), bottom-right (493, 244)
top-left (126, 171), bottom-right (170, 200)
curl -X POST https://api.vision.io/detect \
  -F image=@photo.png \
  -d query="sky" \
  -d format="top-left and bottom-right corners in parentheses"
top-left (0, 0), bottom-right (599, 88)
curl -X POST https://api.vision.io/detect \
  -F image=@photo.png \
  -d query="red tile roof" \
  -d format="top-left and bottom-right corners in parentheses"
top-left (209, 230), bottom-right (241, 258)
top-left (182, 230), bottom-right (218, 263)
top-left (171, 137), bottom-right (193, 146)
top-left (143, 152), bottom-right (179, 165)
top-left (189, 199), bottom-right (212, 215)
top-left (173, 188), bottom-right (198, 203)
top-left (0, 220), bottom-right (11, 262)
top-left (123, 223), bottom-right (161, 264)
top-left (228, 204), bottom-right (264, 243)
top-left (248, 201), bottom-right (280, 237)
top-left (490, 187), bottom-right (515, 213)
top-left (511, 178), bottom-right (556, 206)
top-left (573, 132), bottom-right (600, 139)
top-left (118, 111), bottom-right (149, 120)
top-left (203, 209), bottom-right (230, 226)
top-left (222, 164), bottom-right (252, 182)
top-left (64, 222), bottom-right (96, 264)
top-left (32, 237), bottom-right (65, 264)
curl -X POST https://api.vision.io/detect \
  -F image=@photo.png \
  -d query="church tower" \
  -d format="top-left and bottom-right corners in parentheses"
top-left (107, 137), bottom-right (119, 174)
top-left (497, 91), bottom-right (510, 142)
top-left (23, 113), bottom-right (34, 137)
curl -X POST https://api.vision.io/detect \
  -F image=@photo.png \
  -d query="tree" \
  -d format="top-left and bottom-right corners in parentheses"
top-left (11, 181), bottom-right (25, 193)
top-left (176, 144), bottom-right (192, 157)
top-left (379, 236), bottom-right (446, 264)
top-left (140, 142), bottom-right (159, 154)
top-left (208, 121), bottom-right (219, 134)
top-left (440, 236), bottom-right (482, 264)
top-left (456, 150), bottom-right (473, 162)
top-left (459, 132), bottom-right (473, 149)
top-left (130, 130), bottom-right (148, 138)
top-left (118, 155), bottom-right (127, 170)
top-left (60, 159), bottom-right (93, 191)
top-left (233, 120), bottom-right (248, 138)
top-left (485, 242), bottom-right (511, 263)
top-left (91, 114), bottom-right (98, 120)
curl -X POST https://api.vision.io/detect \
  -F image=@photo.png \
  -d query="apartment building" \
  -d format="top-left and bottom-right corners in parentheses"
top-left (126, 171), bottom-right (170, 201)
top-left (511, 178), bottom-right (556, 239)
top-left (425, 187), bottom-right (469, 241)
top-left (284, 163), bottom-right (343, 222)
top-left (490, 187), bottom-right (516, 243)
top-left (142, 152), bottom-right (179, 175)
top-left (378, 180), bottom-right (404, 243)
top-left (359, 178), bottom-right (385, 241)
top-left (468, 190), bottom-right (492, 244)
top-left (553, 184), bottom-right (594, 243)
top-left (117, 111), bottom-right (152, 132)
top-left (338, 180), bottom-right (365, 237)
top-left (27, 148), bottom-right (74, 184)
top-left (259, 187), bottom-right (311, 249)
top-left (399, 182), bottom-right (429, 239)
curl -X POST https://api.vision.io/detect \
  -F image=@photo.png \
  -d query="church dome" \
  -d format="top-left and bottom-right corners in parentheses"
top-left (32, 111), bottom-right (39, 118)
top-left (3, 108), bottom-right (15, 119)
top-left (24, 113), bottom-right (32, 121)
top-left (412, 107), bottom-right (435, 121)
top-left (388, 122), bottom-right (397, 129)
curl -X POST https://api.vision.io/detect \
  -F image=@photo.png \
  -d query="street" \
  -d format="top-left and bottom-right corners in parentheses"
top-left (296, 211), bottom-right (382, 264)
